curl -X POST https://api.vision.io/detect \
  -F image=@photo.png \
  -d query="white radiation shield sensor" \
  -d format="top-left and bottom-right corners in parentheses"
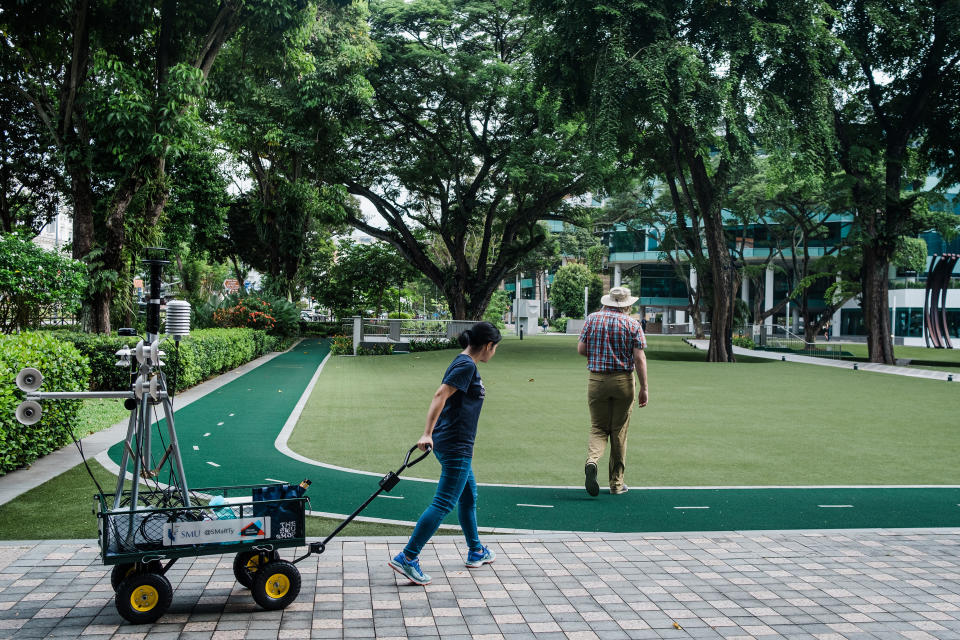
top-left (165, 300), bottom-right (191, 338)
top-left (15, 400), bottom-right (42, 426)
top-left (15, 368), bottom-right (42, 392)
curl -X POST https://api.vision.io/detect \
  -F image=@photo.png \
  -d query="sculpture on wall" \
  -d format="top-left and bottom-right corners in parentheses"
top-left (924, 253), bottom-right (958, 348)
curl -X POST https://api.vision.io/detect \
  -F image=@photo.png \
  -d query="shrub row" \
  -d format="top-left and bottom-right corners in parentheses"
top-left (44, 329), bottom-right (284, 391)
top-left (408, 337), bottom-right (460, 352)
top-left (732, 336), bottom-right (756, 349)
top-left (0, 329), bottom-right (287, 476)
top-left (0, 333), bottom-right (91, 475)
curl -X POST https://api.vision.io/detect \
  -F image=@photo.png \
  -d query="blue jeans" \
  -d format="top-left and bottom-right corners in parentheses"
top-left (403, 450), bottom-right (481, 559)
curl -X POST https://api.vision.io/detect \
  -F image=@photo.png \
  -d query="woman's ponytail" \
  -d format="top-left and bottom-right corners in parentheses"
top-left (457, 329), bottom-right (472, 349)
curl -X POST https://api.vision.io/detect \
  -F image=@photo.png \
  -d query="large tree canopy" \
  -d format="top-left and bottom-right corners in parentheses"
top-left (337, 0), bottom-right (608, 320)
top-left (824, 0), bottom-right (960, 363)
top-left (0, 0), bottom-right (315, 331)
top-left (209, 1), bottom-right (375, 301)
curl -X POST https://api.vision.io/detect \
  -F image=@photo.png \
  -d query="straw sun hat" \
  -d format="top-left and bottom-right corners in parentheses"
top-left (600, 286), bottom-right (639, 308)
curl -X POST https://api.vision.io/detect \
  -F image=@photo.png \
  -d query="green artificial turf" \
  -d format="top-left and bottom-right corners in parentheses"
top-left (289, 335), bottom-right (960, 487)
top-left (0, 460), bottom-right (422, 540)
top-left (74, 399), bottom-right (130, 438)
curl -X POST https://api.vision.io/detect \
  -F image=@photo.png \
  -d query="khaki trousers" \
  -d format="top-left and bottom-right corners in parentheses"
top-left (586, 371), bottom-right (635, 491)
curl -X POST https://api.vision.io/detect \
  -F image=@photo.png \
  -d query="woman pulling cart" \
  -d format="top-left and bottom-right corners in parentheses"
top-left (388, 322), bottom-right (502, 585)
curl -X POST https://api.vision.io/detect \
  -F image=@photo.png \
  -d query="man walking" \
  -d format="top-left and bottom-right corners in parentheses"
top-left (577, 286), bottom-right (648, 496)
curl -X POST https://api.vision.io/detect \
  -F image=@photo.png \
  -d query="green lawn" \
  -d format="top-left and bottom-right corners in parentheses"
top-left (74, 399), bottom-right (130, 438)
top-left (0, 461), bottom-right (425, 540)
top-left (289, 335), bottom-right (960, 486)
top-left (840, 343), bottom-right (960, 373)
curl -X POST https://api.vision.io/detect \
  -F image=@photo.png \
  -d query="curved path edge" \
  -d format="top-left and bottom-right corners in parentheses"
top-left (95, 338), bottom-right (960, 534)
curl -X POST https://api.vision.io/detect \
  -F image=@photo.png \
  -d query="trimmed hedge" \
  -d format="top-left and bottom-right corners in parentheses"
top-left (41, 329), bottom-right (285, 392)
top-left (408, 337), bottom-right (460, 352)
top-left (0, 333), bottom-right (91, 475)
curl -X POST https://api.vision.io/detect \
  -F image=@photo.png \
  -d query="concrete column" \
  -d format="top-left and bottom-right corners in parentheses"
top-left (741, 275), bottom-right (749, 303)
top-left (764, 267), bottom-right (774, 329)
top-left (614, 264), bottom-right (622, 287)
top-left (352, 316), bottom-right (362, 356)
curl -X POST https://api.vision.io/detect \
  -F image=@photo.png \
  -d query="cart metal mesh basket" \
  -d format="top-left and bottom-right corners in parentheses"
top-left (97, 484), bottom-right (307, 563)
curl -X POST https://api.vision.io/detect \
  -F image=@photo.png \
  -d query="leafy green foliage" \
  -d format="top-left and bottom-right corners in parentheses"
top-left (212, 294), bottom-right (300, 337)
top-left (0, 67), bottom-right (63, 235)
top-left (586, 245), bottom-right (608, 273)
top-left (329, 335), bottom-right (353, 355)
top-left (550, 263), bottom-right (603, 318)
top-left (408, 337), bottom-right (460, 352)
top-left (309, 239), bottom-right (417, 318)
top-left (357, 343), bottom-right (394, 356)
top-left (732, 336), bottom-right (755, 350)
top-left (340, 0), bottom-right (605, 319)
top-left (0, 234), bottom-right (88, 333)
top-left (163, 328), bottom-right (276, 391)
top-left (0, 332), bottom-right (90, 474)
top-left (209, 0), bottom-right (375, 302)
top-left (893, 237), bottom-right (928, 274)
top-left (482, 291), bottom-right (510, 330)
top-left (42, 327), bottom-right (281, 394)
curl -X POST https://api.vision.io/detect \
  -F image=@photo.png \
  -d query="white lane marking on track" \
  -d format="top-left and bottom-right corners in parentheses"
top-left (192, 446), bottom-right (199, 450)
top-left (377, 495), bottom-right (404, 500)
top-left (818, 504), bottom-right (853, 508)
top-left (265, 478), bottom-right (286, 483)
top-left (674, 506), bottom-right (710, 509)
top-left (203, 432), bottom-right (210, 437)
top-left (229, 413), bottom-right (235, 417)
top-left (206, 461), bottom-right (220, 467)
top-left (217, 421), bottom-right (224, 426)
top-left (517, 504), bottom-right (554, 508)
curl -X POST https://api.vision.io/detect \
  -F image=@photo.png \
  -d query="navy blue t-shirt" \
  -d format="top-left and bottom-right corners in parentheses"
top-left (431, 354), bottom-right (485, 457)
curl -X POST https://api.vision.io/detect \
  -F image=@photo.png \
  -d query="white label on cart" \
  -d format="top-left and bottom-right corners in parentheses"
top-left (163, 517), bottom-right (271, 546)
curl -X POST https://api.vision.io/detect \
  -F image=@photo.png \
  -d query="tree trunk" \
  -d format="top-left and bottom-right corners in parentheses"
top-left (703, 221), bottom-right (734, 362)
top-left (862, 246), bottom-right (894, 364)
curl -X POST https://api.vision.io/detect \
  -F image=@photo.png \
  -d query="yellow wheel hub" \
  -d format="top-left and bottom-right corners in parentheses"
top-left (245, 556), bottom-right (261, 572)
top-left (130, 585), bottom-right (159, 612)
top-left (264, 573), bottom-right (290, 599)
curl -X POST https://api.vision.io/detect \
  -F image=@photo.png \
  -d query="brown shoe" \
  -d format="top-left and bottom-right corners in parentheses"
top-left (610, 485), bottom-right (629, 495)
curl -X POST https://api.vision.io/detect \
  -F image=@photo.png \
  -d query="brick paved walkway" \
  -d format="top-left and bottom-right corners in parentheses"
top-left (1, 529), bottom-right (959, 639)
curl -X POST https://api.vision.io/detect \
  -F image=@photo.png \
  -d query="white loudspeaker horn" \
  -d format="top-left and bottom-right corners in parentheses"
top-left (16, 368), bottom-right (43, 392)
top-left (15, 401), bottom-right (42, 426)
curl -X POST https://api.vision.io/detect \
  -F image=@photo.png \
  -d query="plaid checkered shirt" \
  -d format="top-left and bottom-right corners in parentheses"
top-left (578, 307), bottom-right (646, 373)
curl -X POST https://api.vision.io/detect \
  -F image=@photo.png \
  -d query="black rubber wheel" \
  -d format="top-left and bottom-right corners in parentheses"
top-left (110, 560), bottom-right (163, 591)
top-left (115, 572), bottom-right (173, 625)
top-left (251, 560), bottom-right (301, 611)
top-left (233, 550), bottom-right (279, 589)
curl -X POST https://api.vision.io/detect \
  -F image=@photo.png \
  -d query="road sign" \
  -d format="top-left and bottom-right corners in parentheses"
top-left (223, 279), bottom-right (240, 292)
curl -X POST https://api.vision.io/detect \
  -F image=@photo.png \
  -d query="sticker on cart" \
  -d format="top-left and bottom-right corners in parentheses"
top-left (164, 517), bottom-right (271, 546)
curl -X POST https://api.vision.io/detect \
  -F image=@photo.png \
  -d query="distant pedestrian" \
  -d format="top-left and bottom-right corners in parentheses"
top-left (640, 317), bottom-right (647, 333)
top-left (388, 322), bottom-right (502, 586)
top-left (824, 321), bottom-right (831, 342)
top-left (577, 286), bottom-right (648, 497)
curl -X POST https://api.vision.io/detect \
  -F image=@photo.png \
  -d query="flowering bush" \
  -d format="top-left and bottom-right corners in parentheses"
top-left (213, 298), bottom-right (277, 332)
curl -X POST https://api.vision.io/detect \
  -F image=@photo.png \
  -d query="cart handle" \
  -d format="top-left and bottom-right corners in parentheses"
top-left (294, 443), bottom-right (434, 565)
top-left (400, 445), bottom-right (431, 472)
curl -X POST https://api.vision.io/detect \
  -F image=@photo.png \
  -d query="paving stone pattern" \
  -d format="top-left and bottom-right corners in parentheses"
top-left (0, 529), bottom-right (958, 640)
